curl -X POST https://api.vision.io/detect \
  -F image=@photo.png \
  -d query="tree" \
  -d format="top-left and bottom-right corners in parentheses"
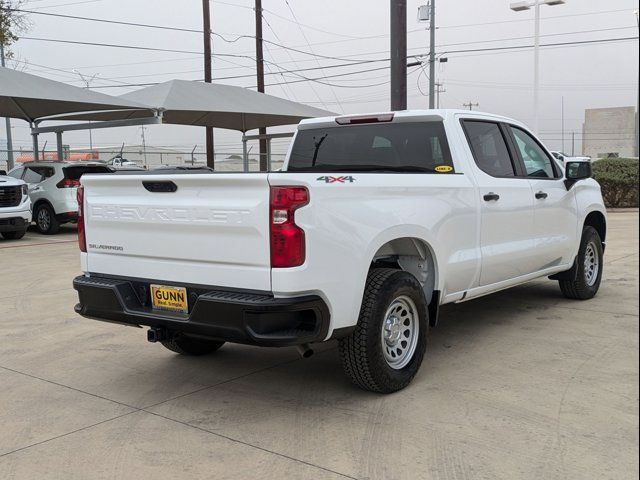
top-left (0, 0), bottom-right (29, 59)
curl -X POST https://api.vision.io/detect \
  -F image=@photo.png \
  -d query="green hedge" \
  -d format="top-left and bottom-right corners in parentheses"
top-left (592, 158), bottom-right (639, 208)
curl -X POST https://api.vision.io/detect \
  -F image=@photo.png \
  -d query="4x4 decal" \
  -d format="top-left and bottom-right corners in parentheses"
top-left (316, 176), bottom-right (356, 184)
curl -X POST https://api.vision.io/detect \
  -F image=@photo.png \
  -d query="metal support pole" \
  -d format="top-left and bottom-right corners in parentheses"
top-left (242, 135), bottom-right (249, 172)
top-left (390, 0), bottom-right (407, 111)
top-left (255, 0), bottom-right (268, 171)
top-left (266, 137), bottom-right (271, 172)
top-left (1, 43), bottom-right (14, 170)
top-left (56, 131), bottom-right (64, 161)
top-left (561, 96), bottom-right (565, 153)
top-left (533, 0), bottom-right (540, 135)
top-left (202, 0), bottom-right (215, 169)
top-left (428, 0), bottom-right (436, 109)
top-left (31, 123), bottom-right (39, 161)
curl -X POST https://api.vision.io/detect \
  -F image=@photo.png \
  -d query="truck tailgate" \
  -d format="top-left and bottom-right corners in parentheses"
top-left (81, 173), bottom-right (271, 291)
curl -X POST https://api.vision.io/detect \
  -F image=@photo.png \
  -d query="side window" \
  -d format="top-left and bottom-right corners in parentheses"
top-left (462, 120), bottom-right (515, 177)
top-left (8, 168), bottom-right (24, 179)
top-left (22, 166), bottom-right (45, 183)
top-left (511, 127), bottom-right (557, 179)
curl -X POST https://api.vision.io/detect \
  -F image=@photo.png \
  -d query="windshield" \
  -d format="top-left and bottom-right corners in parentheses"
top-left (287, 121), bottom-right (454, 173)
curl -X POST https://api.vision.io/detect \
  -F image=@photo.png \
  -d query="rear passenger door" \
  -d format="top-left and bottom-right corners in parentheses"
top-left (507, 126), bottom-right (579, 270)
top-left (461, 120), bottom-right (538, 286)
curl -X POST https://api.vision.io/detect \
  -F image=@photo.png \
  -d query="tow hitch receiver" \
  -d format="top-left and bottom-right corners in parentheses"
top-left (147, 328), bottom-right (167, 343)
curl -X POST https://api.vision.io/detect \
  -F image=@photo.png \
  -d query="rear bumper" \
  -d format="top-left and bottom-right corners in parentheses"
top-left (73, 274), bottom-right (330, 347)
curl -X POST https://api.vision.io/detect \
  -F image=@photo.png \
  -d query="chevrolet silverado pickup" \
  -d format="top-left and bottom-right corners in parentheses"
top-left (73, 110), bottom-right (606, 393)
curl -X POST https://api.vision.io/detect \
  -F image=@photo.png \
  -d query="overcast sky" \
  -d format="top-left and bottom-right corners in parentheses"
top-left (6, 0), bottom-right (640, 157)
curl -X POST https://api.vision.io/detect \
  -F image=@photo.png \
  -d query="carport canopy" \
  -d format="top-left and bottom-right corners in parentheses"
top-left (55, 79), bottom-right (334, 132)
top-left (0, 66), bottom-right (152, 122)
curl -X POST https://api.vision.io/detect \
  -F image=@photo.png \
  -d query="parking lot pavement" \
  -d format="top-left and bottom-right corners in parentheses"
top-left (0, 212), bottom-right (637, 480)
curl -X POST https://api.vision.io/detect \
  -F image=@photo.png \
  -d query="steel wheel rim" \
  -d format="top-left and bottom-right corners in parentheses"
top-left (37, 208), bottom-right (50, 231)
top-left (381, 295), bottom-right (419, 370)
top-left (584, 241), bottom-right (599, 287)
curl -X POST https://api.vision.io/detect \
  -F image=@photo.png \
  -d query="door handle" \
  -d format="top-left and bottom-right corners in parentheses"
top-left (483, 192), bottom-right (500, 202)
top-left (535, 191), bottom-right (548, 200)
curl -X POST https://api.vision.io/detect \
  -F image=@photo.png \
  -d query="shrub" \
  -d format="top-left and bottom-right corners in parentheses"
top-left (592, 157), bottom-right (639, 208)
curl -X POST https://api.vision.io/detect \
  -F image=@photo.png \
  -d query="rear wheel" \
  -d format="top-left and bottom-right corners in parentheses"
top-left (339, 268), bottom-right (428, 393)
top-left (34, 204), bottom-right (60, 235)
top-left (1, 229), bottom-right (27, 240)
top-left (161, 332), bottom-right (225, 356)
top-left (559, 226), bottom-right (603, 300)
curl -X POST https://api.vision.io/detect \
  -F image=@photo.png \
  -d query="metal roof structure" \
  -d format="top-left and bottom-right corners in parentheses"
top-left (0, 67), bottom-right (151, 122)
top-left (57, 79), bottom-right (334, 132)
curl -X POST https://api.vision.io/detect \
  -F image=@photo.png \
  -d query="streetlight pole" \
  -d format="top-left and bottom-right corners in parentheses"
top-left (510, 0), bottom-right (565, 135)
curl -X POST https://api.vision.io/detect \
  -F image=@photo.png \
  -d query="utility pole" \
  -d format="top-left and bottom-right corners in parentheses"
top-left (202, 0), bottom-right (215, 169)
top-left (0, 43), bottom-right (14, 170)
top-left (139, 126), bottom-right (148, 165)
top-left (255, 0), bottom-right (268, 171)
top-left (73, 70), bottom-right (99, 151)
top-left (463, 101), bottom-right (479, 111)
top-left (428, 0), bottom-right (436, 109)
top-left (390, 0), bottom-right (407, 110)
top-left (435, 82), bottom-right (445, 108)
top-left (571, 131), bottom-right (575, 156)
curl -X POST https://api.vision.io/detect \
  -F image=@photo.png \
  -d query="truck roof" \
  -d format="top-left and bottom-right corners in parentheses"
top-left (298, 109), bottom-right (526, 130)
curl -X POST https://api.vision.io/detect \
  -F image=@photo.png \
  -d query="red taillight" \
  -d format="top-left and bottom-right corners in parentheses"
top-left (77, 186), bottom-right (86, 252)
top-left (57, 178), bottom-right (81, 188)
top-left (335, 113), bottom-right (394, 125)
top-left (270, 186), bottom-right (309, 268)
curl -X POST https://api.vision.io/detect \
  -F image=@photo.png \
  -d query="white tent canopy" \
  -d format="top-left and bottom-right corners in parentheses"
top-left (58, 79), bottom-right (334, 131)
top-left (0, 67), bottom-right (151, 122)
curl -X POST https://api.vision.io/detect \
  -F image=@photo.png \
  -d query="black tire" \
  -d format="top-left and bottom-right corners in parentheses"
top-left (559, 226), bottom-right (603, 300)
top-left (1, 229), bottom-right (27, 240)
top-left (34, 204), bottom-right (60, 235)
top-left (339, 268), bottom-right (429, 393)
top-left (161, 332), bottom-right (224, 356)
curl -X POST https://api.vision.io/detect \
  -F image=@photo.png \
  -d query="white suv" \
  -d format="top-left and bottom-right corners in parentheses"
top-left (8, 161), bottom-right (111, 234)
top-left (0, 171), bottom-right (31, 240)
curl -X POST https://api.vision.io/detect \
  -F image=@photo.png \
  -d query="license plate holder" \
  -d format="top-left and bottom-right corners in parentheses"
top-left (150, 284), bottom-right (188, 313)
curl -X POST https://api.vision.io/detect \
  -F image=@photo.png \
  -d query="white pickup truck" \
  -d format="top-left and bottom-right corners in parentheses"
top-left (73, 110), bottom-right (606, 393)
top-left (0, 171), bottom-right (31, 240)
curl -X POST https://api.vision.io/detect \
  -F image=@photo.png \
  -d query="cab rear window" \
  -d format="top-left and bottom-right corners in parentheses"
top-left (287, 121), bottom-right (454, 173)
top-left (63, 166), bottom-right (112, 180)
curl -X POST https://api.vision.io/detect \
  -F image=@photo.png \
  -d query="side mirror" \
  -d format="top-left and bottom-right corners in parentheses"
top-left (564, 161), bottom-right (591, 190)
top-left (0, 170), bottom-right (7, 176)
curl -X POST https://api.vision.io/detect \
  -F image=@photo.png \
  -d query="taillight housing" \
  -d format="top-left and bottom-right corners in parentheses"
top-left (57, 178), bottom-right (81, 188)
top-left (270, 186), bottom-right (309, 268)
top-left (77, 185), bottom-right (86, 252)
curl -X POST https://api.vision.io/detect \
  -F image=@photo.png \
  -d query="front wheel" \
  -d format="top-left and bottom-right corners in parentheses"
top-left (339, 268), bottom-right (428, 393)
top-left (559, 226), bottom-right (603, 300)
top-left (161, 333), bottom-right (225, 356)
top-left (34, 204), bottom-right (60, 235)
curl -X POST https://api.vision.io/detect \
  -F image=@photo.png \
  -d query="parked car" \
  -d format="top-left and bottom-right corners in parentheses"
top-left (0, 170), bottom-right (31, 240)
top-left (551, 151), bottom-right (591, 164)
top-left (105, 155), bottom-right (145, 170)
top-left (8, 161), bottom-right (112, 234)
top-left (73, 110), bottom-right (606, 393)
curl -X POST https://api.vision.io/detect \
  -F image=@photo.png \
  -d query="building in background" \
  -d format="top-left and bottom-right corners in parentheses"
top-left (582, 106), bottom-right (638, 159)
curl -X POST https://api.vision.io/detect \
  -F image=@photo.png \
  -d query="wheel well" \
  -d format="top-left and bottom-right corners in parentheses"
top-left (584, 211), bottom-right (606, 243)
top-left (371, 237), bottom-right (437, 306)
top-left (32, 199), bottom-right (54, 213)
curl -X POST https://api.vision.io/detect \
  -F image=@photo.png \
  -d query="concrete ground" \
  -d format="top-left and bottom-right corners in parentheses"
top-left (0, 212), bottom-right (637, 480)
